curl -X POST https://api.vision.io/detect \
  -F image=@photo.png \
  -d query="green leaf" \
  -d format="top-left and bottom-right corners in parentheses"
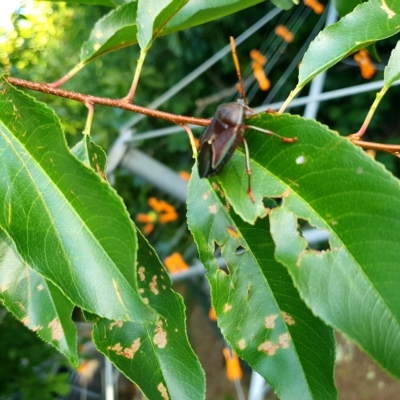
top-left (40, 0), bottom-right (117, 7)
top-left (137, 0), bottom-right (188, 51)
top-left (216, 112), bottom-right (400, 379)
top-left (93, 229), bottom-right (206, 400)
top-left (187, 172), bottom-right (337, 399)
top-left (0, 230), bottom-right (78, 365)
top-left (270, 0), bottom-right (297, 11)
top-left (163, 0), bottom-right (264, 35)
top-left (384, 40), bottom-right (400, 86)
top-left (298, 0), bottom-right (400, 89)
top-left (0, 80), bottom-right (155, 323)
top-left (80, 2), bottom-right (139, 64)
top-left (71, 135), bottom-right (107, 180)
top-left (331, 0), bottom-right (365, 16)
top-left (78, 0), bottom-right (264, 65)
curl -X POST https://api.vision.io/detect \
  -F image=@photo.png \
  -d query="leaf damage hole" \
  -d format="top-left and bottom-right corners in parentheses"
top-left (298, 219), bottom-right (330, 251)
top-left (214, 241), bottom-right (230, 275)
top-left (262, 197), bottom-right (282, 210)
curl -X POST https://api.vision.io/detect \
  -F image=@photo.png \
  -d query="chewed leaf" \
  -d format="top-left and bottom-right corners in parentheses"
top-left (298, 0), bottom-right (400, 88)
top-left (187, 170), bottom-right (337, 400)
top-left (0, 80), bottom-right (154, 323)
top-left (0, 230), bottom-right (78, 365)
top-left (384, 40), bottom-right (400, 86)
top-left (217, 112), bottom-right (400, 379)
top-left (93, 230), bottom-right (205, 400)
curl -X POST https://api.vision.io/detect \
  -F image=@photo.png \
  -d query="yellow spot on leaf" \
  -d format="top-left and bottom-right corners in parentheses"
top-left (381, 0), bottom-right (395, 18)
top-left (158, 382), bottom-right (169, 400)
top-left (22, 316), bottom-right (30, 326)
top-left (37, 284), bottom-right (44, 291)
top-left (95, 30), bottom-right (103, 39)
top-left (48, 318), bottom-right (64, 341)
top-left (203, 191), bottom-right (210, 200)
top-left (1, 284), bottom-right (8, 292)
top-left (238, 339), bottom-right (246, 350)
top-left (223, 304), bottom-right (232, 313)
top-left (143, 298), bottom-right (149, 304)
top-left (93, 43), bottom-right (101, 51)
top-left (153, 320), bottom-right (167, 348)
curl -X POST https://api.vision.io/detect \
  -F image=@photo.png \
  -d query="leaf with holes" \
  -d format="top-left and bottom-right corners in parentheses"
top-left (71, 135), bottom-right (107, 180)
top-left (0, 230), bottom-right (78, 365)
top-left (298, 0), bottom-right (400, 88)
top-left (93, 230), bottom-right (206, 400)
top-left (0, 79), bottom-right (155, 323)
top-left (187, 171), bottom-right (337, 399)
top-left (214, 111), bottom-right (400, 379)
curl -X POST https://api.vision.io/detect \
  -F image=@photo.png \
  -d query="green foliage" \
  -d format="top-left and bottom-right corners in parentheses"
top-left (2, 0), bottom-right (400, 399)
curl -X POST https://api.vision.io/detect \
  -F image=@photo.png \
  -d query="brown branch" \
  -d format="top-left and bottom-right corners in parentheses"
top-left (349, 138), bottom-right (400, 157)
top-left (6, 76), bottom-right (211, 127)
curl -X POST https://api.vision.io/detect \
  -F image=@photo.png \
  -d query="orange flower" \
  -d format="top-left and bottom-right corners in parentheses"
top-left (209, 306), bottom-right (217, 321)
top-left (303, 0), bottom-right (325, 14)
top-left (354, 49), bottom-right (376, 79)
top-left (164, 252), bottom-right (188, 274)
top-left (223, 347), bottom-right (243, 381)
top-left (179, 171), bottom-right (191, 181)
top-left (252, 61), bottom-right (270, 91)
top-left (136, 198), bottom-right (178, 235)
top-left (250, 49), bottom-right (266, 65)
top-left (275, 25), bottom-right (294, 43)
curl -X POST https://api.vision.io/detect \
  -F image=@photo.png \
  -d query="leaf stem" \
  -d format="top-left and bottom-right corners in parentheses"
top-left (49, 63), bottom-right (85, 88)
top-left (123, 49), bottom-right (147, 103)
top-left (278, 85), bottom-right (301, 114)
top-left (349, 85), bottom-right (388, 139)
top-left (83, 102), bottom-right (94, 135)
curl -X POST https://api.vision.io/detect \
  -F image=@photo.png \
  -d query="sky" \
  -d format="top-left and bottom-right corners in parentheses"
top-left (0, 0), bottom-right (22, 32)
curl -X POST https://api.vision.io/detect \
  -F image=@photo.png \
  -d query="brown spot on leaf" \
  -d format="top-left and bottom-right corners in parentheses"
top-left (109, 320), bottom-right (123, 330)
top-left (48, 318), bottom-right (64, 341)
top-left (138, 266), bottom-right (146, 281)
top-left (107, 338), bottom-right (141, 359)
top-left (265, 314), bottom-right (278, 329)
top-left (279, 333), bottom-right (291, 349)
top-left (22, 316), bottom-right (30, 326)
top-left (153, 320), bottom-right (167, 348)
top-left (142, 298), bottom-right (149, 304)
top-left (150, 275), bottom-right (159, 295)
top-left (158, 382), bottom-right (169, 400)
top-left (238, 339), bottom-right (246, 350)
top-left (208, 204), bottom-right (218, 214)
top-left (281, 312), bottom-right (295, 325)
top-left (139, 288), bottom-right (144, 294)
top-left (257, 341), bottom-right (279, 356)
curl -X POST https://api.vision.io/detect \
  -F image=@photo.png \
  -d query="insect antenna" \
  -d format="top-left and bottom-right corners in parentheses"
top-left (229, 36), bottom-right (247, 104)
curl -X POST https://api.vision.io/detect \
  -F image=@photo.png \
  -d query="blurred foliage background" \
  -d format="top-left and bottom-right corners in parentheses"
top-left (1, 0), bottom-right (400, 398)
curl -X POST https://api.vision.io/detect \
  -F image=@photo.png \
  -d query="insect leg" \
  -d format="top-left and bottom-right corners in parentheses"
top-left (242, 138), bottom-right (255, 203)
top-left (245, 125), bottom-right (297, 143)
top-left (180, 124), bottom-right (198, 158)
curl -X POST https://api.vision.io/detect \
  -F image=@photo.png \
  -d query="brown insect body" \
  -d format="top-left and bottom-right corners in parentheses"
top-left (197, 101), bottom-right (246, 178)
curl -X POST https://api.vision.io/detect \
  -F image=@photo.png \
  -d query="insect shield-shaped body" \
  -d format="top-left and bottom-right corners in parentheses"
top-left (197, 100), bottom-right (246, 178)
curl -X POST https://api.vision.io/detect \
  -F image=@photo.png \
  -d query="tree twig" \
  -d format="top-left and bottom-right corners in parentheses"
top-left (6, 76), bottom-right (210, 127)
